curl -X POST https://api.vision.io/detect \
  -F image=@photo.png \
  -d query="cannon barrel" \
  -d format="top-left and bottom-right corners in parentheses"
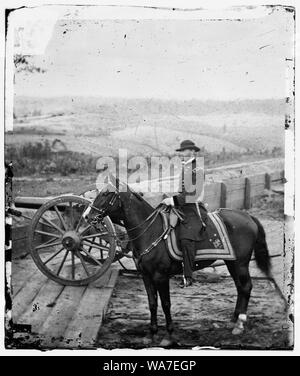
top-left (14, 196), bottom-right (70, 211)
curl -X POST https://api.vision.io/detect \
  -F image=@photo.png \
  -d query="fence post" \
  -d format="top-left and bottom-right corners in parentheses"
top-left (220, 182), bottom-right (227, 208)
top-left (265, 173), bottom-right (271, 190)
top-left (244, 177), bottom-right (252, 209)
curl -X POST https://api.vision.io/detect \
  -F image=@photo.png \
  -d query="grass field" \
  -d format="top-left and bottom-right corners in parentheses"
top-left (6, 96), bottom-right (285, 181)
top-left (8, 96), bottom-right (285, 156)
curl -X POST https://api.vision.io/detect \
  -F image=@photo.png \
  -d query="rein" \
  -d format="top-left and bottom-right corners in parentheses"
top-left (88, 191), bottom-right (158, 233)
top-left (88, 190), bottom-right (171, 262)
top-left (124, 210), bottom-right (161, 241)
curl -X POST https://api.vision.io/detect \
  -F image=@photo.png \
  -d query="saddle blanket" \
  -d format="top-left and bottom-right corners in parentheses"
top-left (161, 211), bottom-right (236, 262)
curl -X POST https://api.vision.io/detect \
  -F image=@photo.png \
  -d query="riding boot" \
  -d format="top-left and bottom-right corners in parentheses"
top-left (179, 239), bottom-right (195, 288)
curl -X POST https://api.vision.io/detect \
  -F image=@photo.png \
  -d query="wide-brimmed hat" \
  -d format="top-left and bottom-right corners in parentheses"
top-left (176, 140), bottom-right (200, 152)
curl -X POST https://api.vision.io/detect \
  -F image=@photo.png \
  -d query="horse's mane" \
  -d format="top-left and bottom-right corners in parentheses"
top-left (127, 186), bottom-right (155, 210)
top-left (130, 189), bottom-right (144, 201)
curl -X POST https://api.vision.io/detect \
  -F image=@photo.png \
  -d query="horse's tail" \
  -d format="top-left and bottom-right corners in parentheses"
top-left (250, 215), bottom-right (271, 276)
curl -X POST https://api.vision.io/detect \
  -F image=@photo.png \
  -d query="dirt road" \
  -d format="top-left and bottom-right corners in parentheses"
top-left (97, 272), bottom-right (289, 350)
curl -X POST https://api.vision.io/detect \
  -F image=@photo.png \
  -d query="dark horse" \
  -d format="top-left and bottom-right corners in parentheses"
top-left (84, 179), bottom-right (271, 346)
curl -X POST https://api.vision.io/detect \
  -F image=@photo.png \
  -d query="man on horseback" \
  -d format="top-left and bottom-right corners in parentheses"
top-left (162, 140), bottom-right (207, 288)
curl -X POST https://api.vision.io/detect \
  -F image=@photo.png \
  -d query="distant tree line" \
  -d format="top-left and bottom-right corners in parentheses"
top-left (6, 140), bottom-right (283, 177)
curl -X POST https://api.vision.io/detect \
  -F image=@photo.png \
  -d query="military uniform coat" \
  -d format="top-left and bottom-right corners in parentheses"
top-left (173, 157), bottom-right (207, 241)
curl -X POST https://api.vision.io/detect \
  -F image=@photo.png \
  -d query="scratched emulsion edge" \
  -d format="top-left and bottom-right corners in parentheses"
top-left (3, 7), bottom-right (38, 350)
top-left (4, 170), bottom-right (13, 348)
top-left (4, 8), bottom-right (15, 134)
top-left (4, 3), bottom-right (294, 351)
top-left (3, 5), bottom-right (58, 350)
top-left (4, 8), bottom-right (21, 349)
top-left (282, 5), bottom-right (295, 350)
top-left (4, 8), bottom-right (14, 349)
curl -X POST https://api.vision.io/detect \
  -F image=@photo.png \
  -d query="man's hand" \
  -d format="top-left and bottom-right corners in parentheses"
top-left (162, 197), bottom-right (174, 206)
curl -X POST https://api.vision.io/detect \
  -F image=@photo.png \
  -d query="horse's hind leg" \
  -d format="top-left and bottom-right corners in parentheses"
top-left (225, 261), bottom-right (253, 334)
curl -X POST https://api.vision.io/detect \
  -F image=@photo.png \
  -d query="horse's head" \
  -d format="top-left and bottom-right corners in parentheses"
top-left (83, 179), bottom-right (124, 226)
top-left (83, 174), bottom-right (151, 227)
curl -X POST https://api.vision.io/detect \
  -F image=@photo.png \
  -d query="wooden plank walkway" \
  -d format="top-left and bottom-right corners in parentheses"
top-left (11, 251), bottom-right (119, 349)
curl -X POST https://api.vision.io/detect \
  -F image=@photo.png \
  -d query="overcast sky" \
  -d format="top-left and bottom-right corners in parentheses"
top-left (13, 7), bottom-right (294, 100)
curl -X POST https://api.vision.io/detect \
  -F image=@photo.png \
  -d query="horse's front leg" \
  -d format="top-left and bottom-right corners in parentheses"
top-left (156, 275), bottom-right (176, 347)
top-left (142, 274), bottom-right (158, 337)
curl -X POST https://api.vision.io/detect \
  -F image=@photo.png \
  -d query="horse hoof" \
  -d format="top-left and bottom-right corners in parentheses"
top-left (159, 337), bottom-right (175, 348)
top-left (142, 336), bottom-right (153, 346)
top-left (232, 327), bottom-right (244, 335)
top-left (232, 314), bottom-right (247, 335)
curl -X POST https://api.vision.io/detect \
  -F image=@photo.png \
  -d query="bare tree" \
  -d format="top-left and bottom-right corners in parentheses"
top-left (13, 54), bottom-right (46, 119)
top-left (14, 54), bottom-right (46, 74)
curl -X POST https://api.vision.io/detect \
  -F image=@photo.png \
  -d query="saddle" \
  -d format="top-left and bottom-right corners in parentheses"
top-left (160, 207), bottom-right (235, 262)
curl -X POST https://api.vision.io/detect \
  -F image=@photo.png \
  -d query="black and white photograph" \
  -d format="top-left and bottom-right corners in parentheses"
top-left (3, 1), bottom-right (295, 353)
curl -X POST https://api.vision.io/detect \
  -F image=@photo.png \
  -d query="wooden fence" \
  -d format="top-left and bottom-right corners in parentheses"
top-left (144, 169), bottom-right (284, 209)
top-left (206, 170), bottom-right (284, 211)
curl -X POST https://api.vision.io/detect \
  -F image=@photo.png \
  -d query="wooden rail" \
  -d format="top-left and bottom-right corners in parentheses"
top-left (142, 169), bottom-right (284, 209)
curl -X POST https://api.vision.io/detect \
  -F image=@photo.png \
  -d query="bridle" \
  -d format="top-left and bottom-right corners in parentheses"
top-left (88, 188), bottom-right (156, 233)
top-left (86, 188), bottom-right (171, 262)
top-left (88, 190), bottom-right (121, 226)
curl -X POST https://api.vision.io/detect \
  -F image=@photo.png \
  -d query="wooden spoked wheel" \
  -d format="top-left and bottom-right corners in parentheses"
top-left (28, 195), bottom-right (117, 286)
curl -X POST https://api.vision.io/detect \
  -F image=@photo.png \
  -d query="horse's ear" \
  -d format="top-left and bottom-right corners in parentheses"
top-left (107, 172), bottom-right (117, 189)
top-left (114, 176), bottom-right (124, 191)
top-left (118, 180), bottom-right (129, 192)
top-left (107, 173), bottom-right (128, 192)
